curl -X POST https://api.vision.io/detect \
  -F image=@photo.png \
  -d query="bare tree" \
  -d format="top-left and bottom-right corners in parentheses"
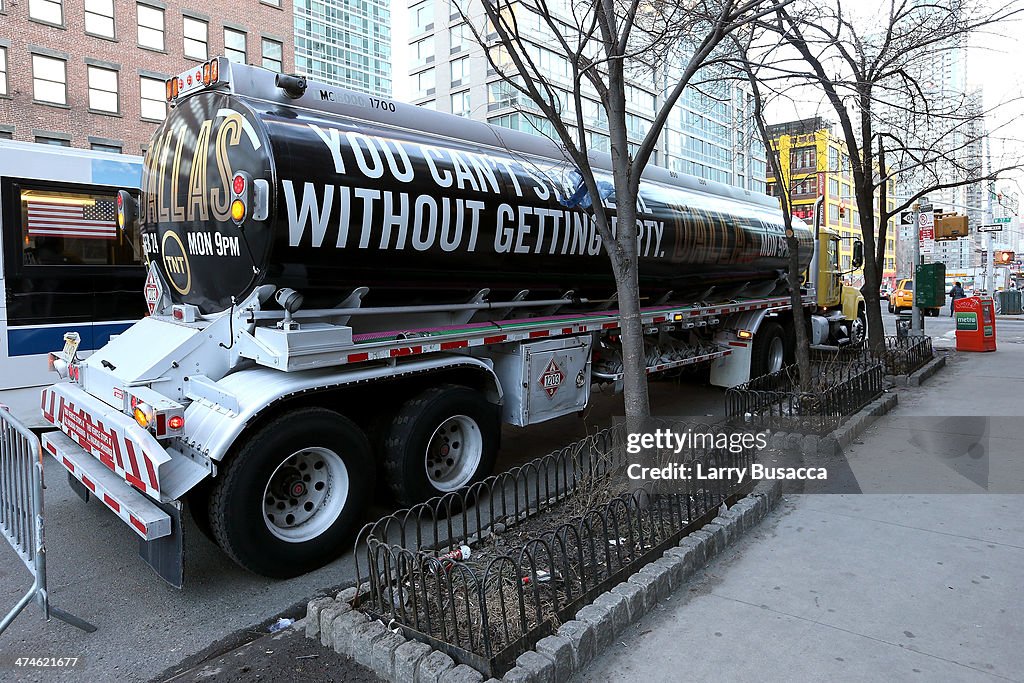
top-left (774, 0), bottom-right (1024, 349)
top-left (454, 0), bottom-right (793, 419)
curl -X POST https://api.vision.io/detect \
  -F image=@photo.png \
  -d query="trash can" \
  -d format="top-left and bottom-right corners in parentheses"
top-left (895, 312), bottom-right (921, 338)
top-left (954, 296), bottom-right (996, 352)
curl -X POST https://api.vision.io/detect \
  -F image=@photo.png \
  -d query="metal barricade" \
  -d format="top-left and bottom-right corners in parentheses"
top-left (0, 406), bottom-right (95, 636)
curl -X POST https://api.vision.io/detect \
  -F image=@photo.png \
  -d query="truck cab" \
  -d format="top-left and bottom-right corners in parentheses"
top-left (808, 206), bottom-right (866, 346)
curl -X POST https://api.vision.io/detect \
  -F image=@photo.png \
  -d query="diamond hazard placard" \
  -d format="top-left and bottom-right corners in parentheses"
top-left (144, 270), bottom-right (161, 314)
top-left (539, 358), bottom-right (564, 398)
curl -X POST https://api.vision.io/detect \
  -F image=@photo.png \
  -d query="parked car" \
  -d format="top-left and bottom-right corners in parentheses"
top-left (880, 285), bottom-right (892, 301)
top-left (889, 278), bottom-right (940, 315)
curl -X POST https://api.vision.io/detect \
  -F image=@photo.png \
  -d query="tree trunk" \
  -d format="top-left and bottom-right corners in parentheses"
top-left (786, 236), bottom-right (811, 390)
top-left (606, 200), bottom-right (651, 423)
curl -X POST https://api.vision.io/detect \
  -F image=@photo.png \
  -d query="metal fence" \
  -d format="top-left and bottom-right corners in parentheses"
top-left (810, 335), bottom-right (934, 377)
top-left (354, 423), bottom-right (755, 677)
top-left (0, 407), bottom-right (94, 636)
top-left (724, 359), bottom-right (885, 434)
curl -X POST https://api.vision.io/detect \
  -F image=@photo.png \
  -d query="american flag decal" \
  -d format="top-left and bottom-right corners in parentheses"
top-left (27, 199), bottom-right (118, 240)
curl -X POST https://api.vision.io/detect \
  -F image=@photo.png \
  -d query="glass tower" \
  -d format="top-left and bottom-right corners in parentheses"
top-left (294, 0), bottom-right (392, 95)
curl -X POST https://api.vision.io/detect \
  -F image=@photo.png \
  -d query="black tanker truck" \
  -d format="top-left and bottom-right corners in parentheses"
top-left (27, 59), bottom-right (865, 584)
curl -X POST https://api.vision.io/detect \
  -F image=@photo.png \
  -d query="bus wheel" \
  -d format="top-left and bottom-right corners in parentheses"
top-left (384, 384), bottom-right (499, 507)
top-left (208, 408), bottom-right (373, 578)
top-left (751, 321), bottom-right (786, 378)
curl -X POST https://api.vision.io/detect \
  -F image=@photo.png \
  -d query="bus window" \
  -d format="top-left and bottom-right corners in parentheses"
top-left (20, 187), bottom-right (141, 267)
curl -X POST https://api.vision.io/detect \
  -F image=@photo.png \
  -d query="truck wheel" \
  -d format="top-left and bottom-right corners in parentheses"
top-left (850, 309), bottom-right (868, 346)
top-left (208, 408), bottom-right (373, 578)
top-left (384, 384), bottom-right (499, 507)
top-left (751, 321), bottom-right (786, 378)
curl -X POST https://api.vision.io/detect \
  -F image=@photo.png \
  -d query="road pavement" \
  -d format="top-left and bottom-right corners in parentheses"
top-left (577, 313), bottom-right (1024, 681)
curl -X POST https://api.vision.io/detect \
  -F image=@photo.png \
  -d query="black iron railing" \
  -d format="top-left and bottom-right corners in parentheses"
top-left (353, 423), bottom-right (755, 677)
top-left (810, 335), bottom-right (933, 376)
top-left (725, 359), bottom-right (884, 433)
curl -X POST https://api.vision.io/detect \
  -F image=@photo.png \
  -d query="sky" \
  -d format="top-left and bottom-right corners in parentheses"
top-left (389, 1), bottom-right (1024, 192)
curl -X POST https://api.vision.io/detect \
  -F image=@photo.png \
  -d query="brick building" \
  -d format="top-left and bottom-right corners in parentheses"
top-left (0, 0), bottom-right (294, 154)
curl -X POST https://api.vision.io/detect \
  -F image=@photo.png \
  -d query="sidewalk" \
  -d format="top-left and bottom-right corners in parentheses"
top-left (576, 333), bottom-right (1024, 680)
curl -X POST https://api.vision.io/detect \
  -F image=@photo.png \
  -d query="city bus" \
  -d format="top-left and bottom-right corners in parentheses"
top-left (0, 140), bottom-right (144, 426)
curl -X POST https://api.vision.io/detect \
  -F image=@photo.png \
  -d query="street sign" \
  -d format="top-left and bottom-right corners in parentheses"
top-left (994, 216), bottom-right (1012, 223)
top-left (918, 210), bottom-right (935, 254)
top-left (977, 224), bottom-right (1004, 233)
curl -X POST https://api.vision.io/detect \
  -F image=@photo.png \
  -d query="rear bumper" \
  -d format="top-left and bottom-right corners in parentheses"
top-left (41, 383), bottom-right (172, 499)
top-left (43, 431), bottom-right (171, 541)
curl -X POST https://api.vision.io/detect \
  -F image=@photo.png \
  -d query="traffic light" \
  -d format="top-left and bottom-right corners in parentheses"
top-left (994, 250), bottom-right (1015, 265)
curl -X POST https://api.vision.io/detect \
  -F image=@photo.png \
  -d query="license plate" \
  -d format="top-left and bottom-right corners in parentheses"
top-left (62, 332), bottom-right (81, 360)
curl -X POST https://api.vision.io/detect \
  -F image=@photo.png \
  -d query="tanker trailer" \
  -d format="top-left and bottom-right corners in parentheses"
top-left (28, 59), bottom-right (862, 583)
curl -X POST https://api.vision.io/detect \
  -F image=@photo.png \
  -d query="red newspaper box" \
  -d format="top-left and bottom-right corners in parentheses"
top-left (954, 297), bottom-right (996, 352)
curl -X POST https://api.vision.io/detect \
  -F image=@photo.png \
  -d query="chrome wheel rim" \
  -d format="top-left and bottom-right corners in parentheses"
top-left (262, 447), bottom-right (349, 543)
top-left (851, 315), bottom-right (867, 345)
top-left (424, 415), bottom-right (483, 492)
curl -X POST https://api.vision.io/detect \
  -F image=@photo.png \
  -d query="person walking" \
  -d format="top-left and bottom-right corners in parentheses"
top-left (948, 280), bottom-right (965, 317)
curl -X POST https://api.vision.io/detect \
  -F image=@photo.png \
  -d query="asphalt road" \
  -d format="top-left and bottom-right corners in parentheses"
top-left (3, 306), bottom-right (1023, 682)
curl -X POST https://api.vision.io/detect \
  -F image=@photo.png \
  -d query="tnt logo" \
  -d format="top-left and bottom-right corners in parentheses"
top-left (539, 359), bottom-right (565, 398)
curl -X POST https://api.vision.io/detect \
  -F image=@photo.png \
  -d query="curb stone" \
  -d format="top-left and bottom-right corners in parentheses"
top-left (394, 641), bottom-right (433, 683)
top-left (908, 354), bottom-right (945, 386)
top-left (515, 650), bottom-right (555, 683)
top-left (305, 596), bottom-right (335, 640)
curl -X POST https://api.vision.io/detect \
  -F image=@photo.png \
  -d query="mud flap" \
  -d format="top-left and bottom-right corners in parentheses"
top-left (139, 500), bottom-right (184, 588)
top-left (68, 471), bottom-right (91, 503)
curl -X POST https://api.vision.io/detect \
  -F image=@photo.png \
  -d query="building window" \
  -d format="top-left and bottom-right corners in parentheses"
top-left (32, 54), bottom-right (67, 105)
top-left (450, 56), bottom-right (468, 84)
top-left (412, 2), bottom-right (434, 33)
top-left (828, 177), bottom-right (839, 197)
top-left (90, 142), bottom-right (121, 153)
top-left (183, 16), bottom-right (208, 60)
top-left (0, 131), bottom-right (12, 140)
top-left (29, 0), bottom-right (63, 25)
top-left (140, 76), bottom-right (166, 121)
top-left (84, 0), bottom-right (115, 38)
top-left (87, 65), bottom-right (118, 113)
top-left (35, 135), bottom-right (70, 146)
top-left (790, 146), bottom-right (815, 171)
top-left (451, 90), bottom-right (470, 117)
top-left (414, 68), bottom-right (435, 98)
top-left (262, 38), bottom-right (282, 72)
top-left (20, 186), bottom-right (140, 265)
top-left (412, 38), bottom-right (434, 66)
top-left (137, 4), bottom-right (165, 51)
top-left (451, 23), bottom-right (469, 53)
top-left (224, 28), bottom-right (246, 63)
top-left (792, 176), bottom-right (817, 197)
top-left (0, 47), bottom-right (7, 96)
